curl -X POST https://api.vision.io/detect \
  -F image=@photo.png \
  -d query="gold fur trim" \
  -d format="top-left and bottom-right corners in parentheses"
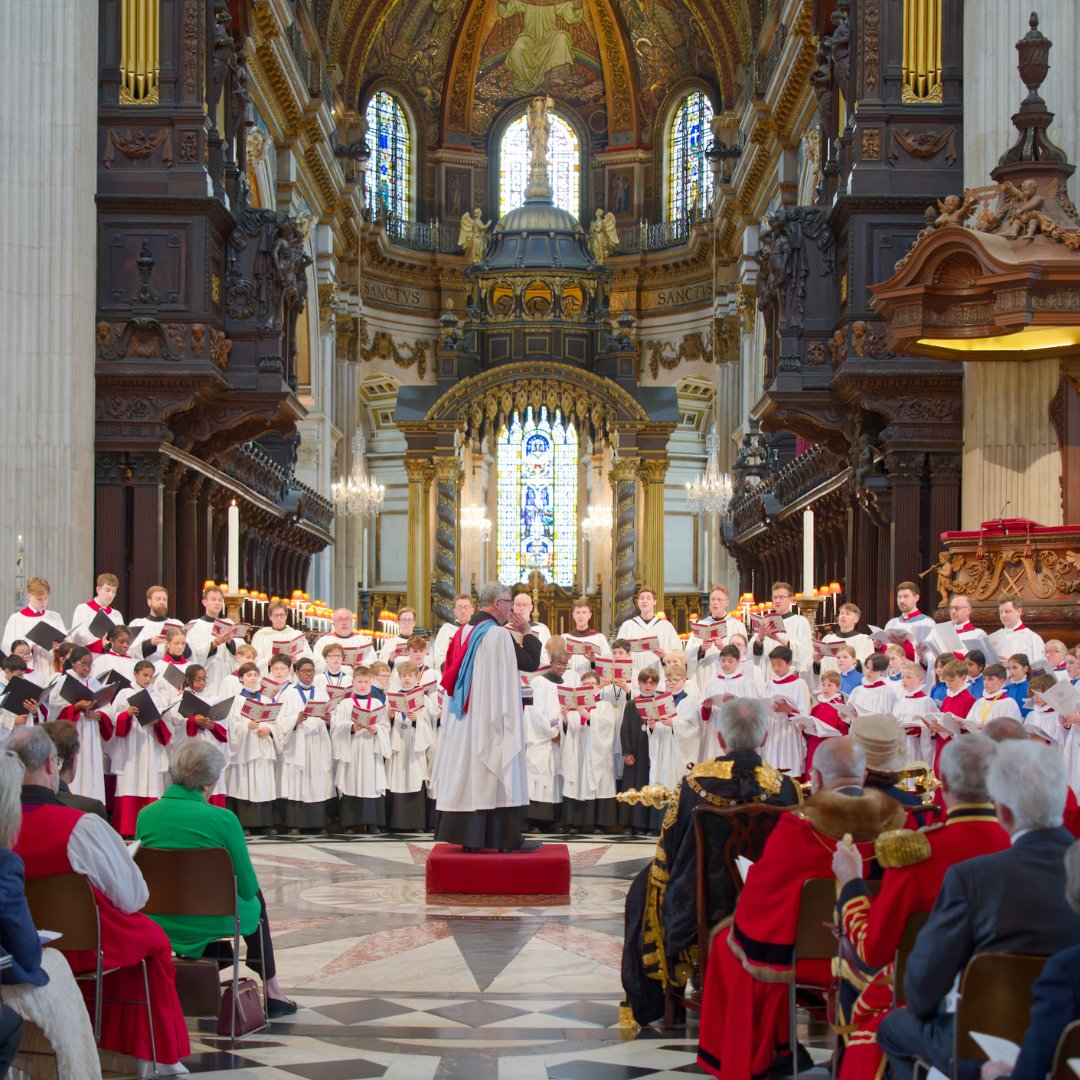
top-left (794, 788), bottom-right (908, 841)
top-left (875, 828), bottom-right (932, 869)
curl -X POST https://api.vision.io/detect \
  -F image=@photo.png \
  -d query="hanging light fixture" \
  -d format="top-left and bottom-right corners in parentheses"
top-left (581, 503), bottom-right (612, 545)
top-left (460, 502), bottom-right (492, 543)
top-left (331, 434), bottom-right (385, 518)
top-left (686, 431), bottom-right (733, 516)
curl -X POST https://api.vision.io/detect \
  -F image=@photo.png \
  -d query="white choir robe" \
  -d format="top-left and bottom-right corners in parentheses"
top-left (699, 671), bottom-right (757, 760)
top-left (600, 684), bottom-right (630, 782)
top-left (562, 632), bottom-right (609, 680)
top-left (432, 622), bottom-right (459, 674)
top-left (885, 673), bottom-right (906, 702)
top-left (128, 616), bottom-right (175, 662)
top-left (762, 674), bottom-right (811, 777)
top-left (387, 695), bottom-right (435, 795)
top-left (927, 622), bottom-right (993, 663)
top-left (1027, 704), bottom-right (1063, 745)
top-left (1053, 665), bottom-right (1071, 683)
top-left (755, 613), bottom-right (813, 678)
top-left (668, 689), bottom-right (705, 776)
top-left (69, 601), bottom-right (124, 648)
top-left (970, 692), bottom-right (1022, 727)
top-left (527, 674), bottom-right (575, 805)
top-left (989, 625), bottom-right (1046, 664)
top-left (278, 684), bottom-right (336, 805)
top-left (330, 697), bottom-right (391, 798)
top-left (91, 651), bottom-right (136, 687)
top-left (226, 694), bottom-right (284, 803)
top-left (848, 680), bottom-right (898, 716)
top-left (109, 687), bottom-right (171, 800)
top-left (152, 659), bottom-right (191, 708)
top-left (430, 624), bottom-right (529, 812)
top-left (616, 615), bottom-right (683, 689)
top-left (314, 669), bottom-right (353, 697)
top-left (166, 691), bottom-right (230, 799)
top-left (561, 700), bottom-right (617, 801)
top-left (684, 615), bottom-right (749, 695)
top-left (57, 675), bottom-right (109, 804)
top-left (818, 632), bottom-right (874, 681)
top-left (1, 608), bottom-right (68, 679)
top-left (1064, 723), bottom-right (1080, 794)
top-left (894, 691), bottom-right (934, 766)
top-left (251, 627), bottom-right (312, 672)
top-left (528, 623), bottom-right (552, 659)
top-left (379, 635), bottom-right (411, 667)
top-left (312, 632), bottom-right (375, 674)
top-left (0, 676), bottom-right (37, 746)
top-left (185, 616), bottom-right (239, 693)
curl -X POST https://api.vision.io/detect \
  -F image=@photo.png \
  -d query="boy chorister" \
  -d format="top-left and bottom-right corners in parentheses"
top-left (818, 603), bottom-right (874, 681)
top-left (894, 662), bottom-right (934, 767)
top-left (110, 659), bottom-right (171, 837)
top-left (618, 668), bottom-right (662, 835)
top-left (153, 628), bottom-right (193, 703)
top-left (662, 662), bottom-right (702, 778)
top-left (926, 658), bottom-right (976, 773)
top-left (563, 599), bottom-right (610, 681)
top-left (616, 587), bottom-right (682, 688)
top-left (847, 654), bottom-right (896, 715)
top-left (331, 665), bottom-right (391, 834)
top-left (971, 664), bottom-right (1022, 726)
top-left (227, 661), bottom-right (284, 834)
top-left (761, 645), bottom-right (810, 778)
top-left (560, 670), bottom-right (618, 834)
top-left (278, 657), bottom-right (335, 835)
top-left (803, 670), bottom-right (848, 778)
top-left (70, 573), bottom-right (124, 649)
top-left (385, 660), bottom-right (434, 831)
top-left (2, 576), bottom-right (68, 680)
top-left (315, 642), bottom-right (352, 696)
top-left (218, 644), bottom-right (258, 700)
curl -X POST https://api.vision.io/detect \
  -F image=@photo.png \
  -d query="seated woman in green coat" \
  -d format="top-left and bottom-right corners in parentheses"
top-left (135, 739), bottom-right (297, 1017)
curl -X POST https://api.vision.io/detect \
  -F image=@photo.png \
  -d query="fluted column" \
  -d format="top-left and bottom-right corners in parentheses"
top-left (637, 458), bottom-right (668, 611)
top-left (405, 457), bottom-right (435, 628)
top-left (609, 459), bottom-right (638, 630)
top-left (0, 0), bottom-right (96, 612)
top-left (432, 456), bottom-right (461, 626)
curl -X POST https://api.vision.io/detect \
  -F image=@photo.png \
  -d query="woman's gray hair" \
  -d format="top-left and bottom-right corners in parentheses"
top-left (0, 749), bottom-right (25, 849)
top-left (939, 733), bottom-right (996, 803)
top-left (717, 698), bottom-right (769, 752)
top-left (986, 739), bottom-right (1066, 832)
top-left (168, 739), bottom-right (226, 792)
top-left (477, 581), bottom-right (510, 608)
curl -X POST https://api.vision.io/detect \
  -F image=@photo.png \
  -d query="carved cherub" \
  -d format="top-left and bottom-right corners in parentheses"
top-left (934, 552), bottom-right (965, 612)
top-left (934, 192), bottom-right (977, 228)
top-left (999, 178), bottom-right (1045, 239)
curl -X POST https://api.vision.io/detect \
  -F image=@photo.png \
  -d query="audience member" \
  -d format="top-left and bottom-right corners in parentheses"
top-left (39, 720), bottom-right (107, 819)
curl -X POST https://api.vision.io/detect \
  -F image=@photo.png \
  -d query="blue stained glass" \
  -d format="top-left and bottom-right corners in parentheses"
top-left (364, 90), bottom-right (410, 221)
top-left (668, 90), bottom-right (715, 220)
top-left (499, 112), bottom-right (581, 222)
top-left (497, 407), bottom-right (578, 587)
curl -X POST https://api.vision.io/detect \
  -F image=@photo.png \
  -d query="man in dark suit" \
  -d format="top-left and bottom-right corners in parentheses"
top-left (40, 720), bottom-right (108, 819)
top-left (878, 740), bottom-right (1080, 1080)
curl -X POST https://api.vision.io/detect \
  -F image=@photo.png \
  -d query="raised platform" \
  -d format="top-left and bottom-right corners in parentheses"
top-left (425, 842), bottom-right (571, 902)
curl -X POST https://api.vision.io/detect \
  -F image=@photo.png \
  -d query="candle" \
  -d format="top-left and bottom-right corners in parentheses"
top-left (227, 501), bottom-right (240, 595)
top-left (361, 515), bottom-right (369, 592)
top-left (802, 508), bottom-right (814, 597)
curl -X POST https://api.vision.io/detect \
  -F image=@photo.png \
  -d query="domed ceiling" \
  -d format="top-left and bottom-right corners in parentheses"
top-left (317, 0), bottom-right (755, 147)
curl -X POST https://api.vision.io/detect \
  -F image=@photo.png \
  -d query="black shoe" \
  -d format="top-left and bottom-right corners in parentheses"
top-left (267, 996), bottom-right (298, 1018)
top-left (500, 839), bottom-right (543, 852)
top-left (770, 1042), bottom-right (815, 1077)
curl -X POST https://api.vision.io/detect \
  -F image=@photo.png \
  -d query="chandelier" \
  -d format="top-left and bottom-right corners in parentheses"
top-left (686, 432), bottom-right (733, 516)
top-left (581, 503), bottom-right (612, 545)
top-left (460, 503), bottom-right (492, 543)
top-left (331, 435), bottom-right (385, 518)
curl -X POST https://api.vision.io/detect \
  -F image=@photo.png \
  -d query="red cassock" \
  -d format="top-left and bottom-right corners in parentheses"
top-left (803, 699), bottom-right (848, 780)
top-left (835, 805), bottom-right (1009, 1080)
top-left (932, 689), bottom-right (976, 774)
top-left (697, 790), bottom-right (905, 1080)
top-left (14, 802), bottom-right (189, 1064)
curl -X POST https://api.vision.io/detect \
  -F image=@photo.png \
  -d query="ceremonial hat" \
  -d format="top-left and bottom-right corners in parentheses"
top-left (850, 713), bottom-right (908, 774)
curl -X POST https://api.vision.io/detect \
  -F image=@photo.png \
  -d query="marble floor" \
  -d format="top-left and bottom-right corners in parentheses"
top-left (173, 834), bottom-right (832, 1079)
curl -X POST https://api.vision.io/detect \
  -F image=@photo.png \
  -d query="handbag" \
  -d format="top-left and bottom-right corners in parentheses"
top-left (216, 976), bottom-right (266, 1036)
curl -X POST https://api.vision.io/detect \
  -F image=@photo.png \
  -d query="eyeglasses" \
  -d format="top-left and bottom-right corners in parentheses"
top-left (640, 677), bottom-right (659, 684)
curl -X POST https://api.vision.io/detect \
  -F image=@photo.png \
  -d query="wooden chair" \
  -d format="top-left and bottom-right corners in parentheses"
top-left (661, 802), bottom-right (787, 1028)
top-left (892, 909), bottom-right (930, 1008)
top-left (25, 873), bottom-right (156, 1071)
top-left (787, 878), bottom-right (840, 1080)
top-left (953, 953), bottom-right (1048, 1078)
top-left (134, 846), bottom-right (267, 1041)
top-left (1051, 1019), bottom-right (1080, 1080)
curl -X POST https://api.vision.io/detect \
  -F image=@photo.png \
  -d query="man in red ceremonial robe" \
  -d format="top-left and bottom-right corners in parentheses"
top-left (11, 727), bottom-right (189, 1075)
top-left (696, 737), bottom-right (906, 1080)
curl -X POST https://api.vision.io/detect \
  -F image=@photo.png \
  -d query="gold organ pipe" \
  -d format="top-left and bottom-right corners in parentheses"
top-left (120, 0), bottom-right (159, 104)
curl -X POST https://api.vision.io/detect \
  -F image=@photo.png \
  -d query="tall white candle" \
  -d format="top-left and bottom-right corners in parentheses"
top-left (227, 501), bottom-right (240, 595)
top-left (361, 514), bottom-right (369, 592)
top-left (802, 508), bottom-right (814, 597)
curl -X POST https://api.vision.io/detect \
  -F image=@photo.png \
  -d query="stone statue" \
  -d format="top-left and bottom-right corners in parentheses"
top-left (457, 208), bottom-right (491, 264)
top-left (588, 209), bottom-right (619, 264)
top-left (524, 95), bottom-right (555, 199)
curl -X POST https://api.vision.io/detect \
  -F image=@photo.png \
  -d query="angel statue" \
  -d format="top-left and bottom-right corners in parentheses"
top-left (457, 207), bottom-right (491, 264)
top-left (588, 208), bottom-right (619, 264)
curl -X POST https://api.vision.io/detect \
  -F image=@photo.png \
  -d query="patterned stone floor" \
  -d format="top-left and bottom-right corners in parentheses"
top-left (172, 834), bottom-right (831, 1079)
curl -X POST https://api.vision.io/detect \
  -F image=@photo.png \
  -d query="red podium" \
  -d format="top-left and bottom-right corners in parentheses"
top-left (425, 843), bottom-right (571, 902)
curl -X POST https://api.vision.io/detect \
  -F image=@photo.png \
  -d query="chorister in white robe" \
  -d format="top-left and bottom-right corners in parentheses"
top-left (432, 622), bottom-right (459, 674)
top-left (69, 600), bottom-right (124, 648)
top-left (226, 693), bottom-right (284, 803)
top-left (762, 673), bottom-right (811, 777)
top-left (616, 615), bottom-right (682, 688)
top-left (110, 686), bottom-right (171, 799)
top-left (387, 695), bottom-right (435, 795)
top-left (330, 696), bottom-right (391, 797)
top-left (894, 691), bottom-right (934, 766)
top-left (562, 632), bottom-right (610, 679)
top-left (1064, 723), bottom-right (1080, 793)
top-left (600, 683), bottom-right (630, 782)
top-left (848, 680), bottom-right (898, 716)
top-left (989, 625), bottom-right (1046, 664)
top-left (667, 690), bottom-right (705, 776)
top-left (969, 691), bottom-right (1022, 727)
top-left (57, 675), bottom-right (109, 804)
top-left (927, 622), bottom-right (994, 664)
top-left (184, 616), bottom-right (239, 694)
top-left (431, 624), bottom-right (529, 812)
top-left (152, 659), bottom-right (191, 714)
top-left (1027, 704), bottom-right (1063, 745)
top-left (166, 689), bottom-right (230, 798)
top-left (698, 671), bottom-right (757, 759)
top-left (128, 616), bottom-right (178, 662)
top-left (312, 632), bottom-right (375, 674)
top-left (755, 612), bottom-right (813, 677)
top-left (885, 673), bottom-right (906, 701)
top-left (560, 699), bottom-right (618, 801)
top-left (1, 608), bottom-right (68, 679)
top-left (277, 684), bottom-right (336, 804)
top-left (817, 632), bottom-right (874, 682)
top-left (684, 615), bottom-right (749, 695)
top-left (526, 674), bottom-right (576, 805)
top-left (91, 651), bottom-right (136, 687)
top-left (251, 626), bottom-right (312, 671)
top-left (315, 668), bottom-right (353, 697)
top-left (379, 635), bottom-right (411, 667)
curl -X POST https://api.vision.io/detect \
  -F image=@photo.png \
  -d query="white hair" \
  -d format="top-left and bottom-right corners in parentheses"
top-left (717, 699), bottom-right (769, 752)
top-left (814, 737), bottom-right (867, 788)
top-left (477, 580), bottom-right (510, 607)
top-left (939, 733), bottom-right (996, 803)
top-left (986, 739), bottom-right (1066, 831)
top-left (169, 739), bottom-right (226, 791)
top-left (0, 750), bottom-right (25, 849)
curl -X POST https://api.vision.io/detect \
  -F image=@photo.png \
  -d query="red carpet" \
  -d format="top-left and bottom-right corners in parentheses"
top-left (426, 843), bottom-right (571, 897)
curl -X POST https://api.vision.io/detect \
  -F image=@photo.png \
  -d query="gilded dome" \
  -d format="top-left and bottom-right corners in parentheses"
top-left (496, 200), bottom-right (582, 234)
top-left (480, 196), bottom-right (596, 273)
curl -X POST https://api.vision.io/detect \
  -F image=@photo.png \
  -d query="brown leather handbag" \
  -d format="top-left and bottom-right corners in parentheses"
top-left (217, 977), bottom-right (266, 1036)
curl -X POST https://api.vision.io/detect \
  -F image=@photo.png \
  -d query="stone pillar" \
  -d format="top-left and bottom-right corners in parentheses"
top-left (95, 455), bottom-right (129, 612)
top-left (885, 452), bottom-right (925, 586)
top-left (609, 459), bottom-right (638, 629)
top-left (130, 455), bottom-right (165, 603)
top-left (432, 457), bottom-right (461, 627)
top-left (1055, 364), bottom-right (1080, 524)
top-left (177, 476), bottom-right (203, 622)
top-left (162, 466), bottom-right (181, 611)
top-left (405, 457), bottom-right (434, 627)
top-left (637, 459), bottom-right (668, 610)
top-left (927, 453), bottom-right (962, 564)
top-left (0, 0), bottom-right (96, 612)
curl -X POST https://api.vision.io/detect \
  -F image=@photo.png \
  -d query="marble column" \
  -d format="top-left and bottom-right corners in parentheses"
top-left (609, 459), bottom-right (638, 630)
top-left (432, 456), bottom-right (461, 626)
top-left (405, 457), bottom-right (434, 627)
top-left (637, 459), bottom-right (668, 611)
top-left (0, 0), bottom-right (97, 613)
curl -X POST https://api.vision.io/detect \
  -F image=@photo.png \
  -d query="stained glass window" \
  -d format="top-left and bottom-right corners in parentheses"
top-left (499, 112), bottom-right (580, 221)
top-left (497, 407), bottom-right (578, 587)
top-left (668, 90), bottom-right (715, 221)
top-left (364, 90), bottom-right (410, 221)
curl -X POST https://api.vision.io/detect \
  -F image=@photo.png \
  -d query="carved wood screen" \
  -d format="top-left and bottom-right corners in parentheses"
top-left (512, 572), bottom-right (604, 637)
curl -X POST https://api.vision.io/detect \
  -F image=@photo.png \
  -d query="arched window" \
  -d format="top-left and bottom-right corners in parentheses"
top-left (499, 111), bottom-right (580, 221)
top-left (364, 90), bottom-right (411, 220)
top-left (667, 90), bottom-right (715, 220)
top-left (497, 407), bottom-right (578, 587)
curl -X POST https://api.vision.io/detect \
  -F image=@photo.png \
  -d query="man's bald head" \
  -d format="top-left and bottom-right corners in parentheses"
top-left (811, 736), bottom-right (867, 793)
top-left (984, 716), bottom-right (1025, 743)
